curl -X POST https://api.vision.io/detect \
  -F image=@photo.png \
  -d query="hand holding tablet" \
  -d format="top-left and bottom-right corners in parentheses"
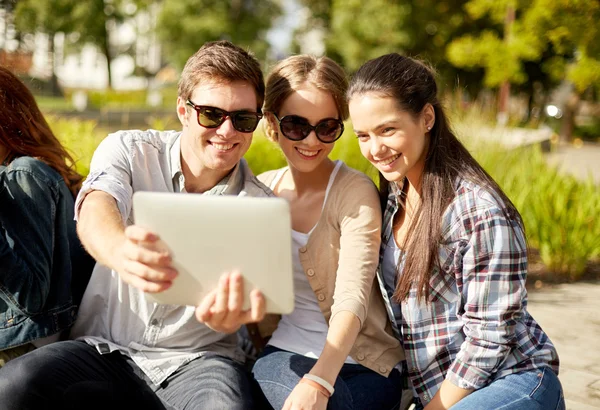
top-left (132, 192), bottom-right (295, 315)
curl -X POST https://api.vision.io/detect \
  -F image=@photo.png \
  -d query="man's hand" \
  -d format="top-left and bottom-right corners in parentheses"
top-left (195, 271), bottom-right (265, 333)
top-left (115, 225), bottom-right (178, 293)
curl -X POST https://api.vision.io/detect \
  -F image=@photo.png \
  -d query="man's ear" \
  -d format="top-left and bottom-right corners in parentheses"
top-left (177, 97), bottom-right (189, 127)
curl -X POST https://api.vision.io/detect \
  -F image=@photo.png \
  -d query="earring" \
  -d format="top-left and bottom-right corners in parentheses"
top-left (427, 126), bottom-right (431, 131)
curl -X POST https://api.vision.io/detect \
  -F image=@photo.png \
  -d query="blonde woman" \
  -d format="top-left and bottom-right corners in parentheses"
top-left (250, 55), bottom-right (406, 410)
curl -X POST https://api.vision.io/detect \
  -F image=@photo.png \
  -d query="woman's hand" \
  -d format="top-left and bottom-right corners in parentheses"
top-left (282, 382), bottom-right (329, 410)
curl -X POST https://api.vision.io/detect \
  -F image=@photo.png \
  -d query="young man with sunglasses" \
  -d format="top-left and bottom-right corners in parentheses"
top-left (0, 40), bottom-right (269, 410)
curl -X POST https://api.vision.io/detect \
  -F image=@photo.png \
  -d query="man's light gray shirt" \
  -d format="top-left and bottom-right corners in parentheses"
top-left (70, 129), bottom-right (272, 385)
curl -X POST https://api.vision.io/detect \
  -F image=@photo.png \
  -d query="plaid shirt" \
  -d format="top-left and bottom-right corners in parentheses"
top-left (376, 178), bottom-right (559, 404)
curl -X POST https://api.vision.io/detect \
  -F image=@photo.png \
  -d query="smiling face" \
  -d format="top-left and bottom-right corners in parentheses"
top-left (177, 80), bottom-right (258, 175)
top-left (349, 93), bottom-right (434, 185)
top-left (271, 84), bottom-right (339, 174)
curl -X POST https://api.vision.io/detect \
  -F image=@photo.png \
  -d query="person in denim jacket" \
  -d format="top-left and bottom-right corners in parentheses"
top-left (0, 66), bottom-right (93, 366)
top-left (348, 54), bottom-right (565, 410)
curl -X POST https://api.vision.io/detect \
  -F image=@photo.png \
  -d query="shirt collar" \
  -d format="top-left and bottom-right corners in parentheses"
top-left (170, 131), bottom-right (250, 195)
top-left (169, 133), bottom-right (183, 180)
top-left (204, 159), bottom-right (246, 196)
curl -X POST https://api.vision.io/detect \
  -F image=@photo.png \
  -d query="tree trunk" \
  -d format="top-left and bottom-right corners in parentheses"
top-left (48, 33), bottom-right (61, 96)
top-left (497, 5), bottom-right (515, 126)
top-left (560, 92), bottom-right (581, 143)
top-left (100, 14), bottom-right (112, 89)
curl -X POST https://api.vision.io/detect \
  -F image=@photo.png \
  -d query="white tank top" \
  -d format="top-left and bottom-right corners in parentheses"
top-left (267, 161), bottom-right (357, 364)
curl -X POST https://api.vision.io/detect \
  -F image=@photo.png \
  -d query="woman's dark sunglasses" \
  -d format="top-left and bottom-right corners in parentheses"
top-left (273, 114), bottom-right (344, 143)
top-left (186, 100), bottom-right (262, 133)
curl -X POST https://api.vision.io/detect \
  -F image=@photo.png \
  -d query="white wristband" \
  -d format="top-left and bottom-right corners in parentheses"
top-left (303, 374), bottom-right (335, 396)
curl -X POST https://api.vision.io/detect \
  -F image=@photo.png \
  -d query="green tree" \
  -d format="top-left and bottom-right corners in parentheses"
top-left (14, 0), bottom-right (75, 94)
top-left (446, 1), bottom-right (542, 89)
top-left (70, 0), bottom-right (130, 89)
top-left (14, 0), bottom-right (133, 90)
top-left (156, 0), bottom-right (282, 69)
top-left (522, 0), bottom-right (600, 140)
top-left (447, 0), bottom-right (600, 136)
top-left (301, 0), bottom-right (487, 96)
top-left (327, 0), bottom-right (413, 72)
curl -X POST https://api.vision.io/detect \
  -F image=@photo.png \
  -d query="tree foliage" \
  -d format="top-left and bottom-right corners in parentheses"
top-left (14, 0), bottom-right (74, 35)
top-left (522, 0), bottom-right (600, 94)
top-left (156, 0), bottom-right (281, 69)
top-left (300, 0), bottom-right (487, 93)
top-left (327, 0), bottom-right (412, 72)
top-left (13, 0), bottom-right (132, 89)
top-left (447, 0), bottom-right (600, 94)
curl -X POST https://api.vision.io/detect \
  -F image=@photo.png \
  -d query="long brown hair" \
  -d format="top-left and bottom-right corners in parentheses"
top-left (0, 66), bottom-right (82, 196)
top-left (348, 54), bottom-right (522, 302)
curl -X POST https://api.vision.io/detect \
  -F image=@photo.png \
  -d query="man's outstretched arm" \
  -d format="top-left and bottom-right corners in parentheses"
top-left (77, 190), bottom-right (177, 293)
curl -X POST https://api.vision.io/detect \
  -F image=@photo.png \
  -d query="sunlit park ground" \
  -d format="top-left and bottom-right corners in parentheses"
top-left (3, 0), bottom-right (600, 407)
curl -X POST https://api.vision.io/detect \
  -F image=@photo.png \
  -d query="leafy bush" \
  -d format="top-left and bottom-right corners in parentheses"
top-left (466, 139), bottom-right (600, 280)
top-left (245, 132), bottom-right (286, 175)
top-left (47, 116), bottom-right (102, 177)
top-left (86, 89), bottom-right (148, 109)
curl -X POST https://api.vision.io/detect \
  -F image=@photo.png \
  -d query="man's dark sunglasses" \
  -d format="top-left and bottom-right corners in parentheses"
top-left (186, 100), bottom-right (262, 133)
top-left (273, 114), bottom-right (345, 143)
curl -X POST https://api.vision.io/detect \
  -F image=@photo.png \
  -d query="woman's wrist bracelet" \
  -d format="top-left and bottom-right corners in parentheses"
top-left (299, 378), bottom-right (330, 398)
top-left (302, 373), bottom-right (335, 396)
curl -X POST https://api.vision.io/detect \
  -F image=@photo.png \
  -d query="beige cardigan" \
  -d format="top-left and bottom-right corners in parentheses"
top-left (256, 163), bottom-right (405, 377)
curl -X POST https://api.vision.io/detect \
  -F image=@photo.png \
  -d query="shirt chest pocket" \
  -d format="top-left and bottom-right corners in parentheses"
top-left (428, 241), bottom-right (467, 306)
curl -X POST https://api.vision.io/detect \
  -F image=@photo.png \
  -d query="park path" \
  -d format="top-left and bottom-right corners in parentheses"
top-left (530, 139), bottom-right (600, 409)
top-left (528, 282), bottom-right (600, 409)
top-left (545, 141), bottom-right (600, 185)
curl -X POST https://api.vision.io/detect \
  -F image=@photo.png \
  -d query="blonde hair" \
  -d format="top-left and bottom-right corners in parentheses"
top-left (263, 55), bottom-right (348, 141)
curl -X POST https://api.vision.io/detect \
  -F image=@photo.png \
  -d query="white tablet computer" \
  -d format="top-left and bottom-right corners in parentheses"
top-left (132, 191), bottom-right (294, 314)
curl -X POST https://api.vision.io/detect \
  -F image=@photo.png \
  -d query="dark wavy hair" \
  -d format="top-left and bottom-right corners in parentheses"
top-left (348, 54), bottom-right (522, 302)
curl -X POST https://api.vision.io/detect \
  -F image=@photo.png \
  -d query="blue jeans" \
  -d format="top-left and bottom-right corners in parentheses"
top-left (253, 345), bottom-right (404, 410)
top-left (448, 367), bottom-right (565, 410)
top-left (0, 340), bottom-right (254, 410)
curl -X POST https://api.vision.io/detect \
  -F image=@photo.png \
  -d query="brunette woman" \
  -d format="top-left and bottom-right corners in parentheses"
top-left (348, 54), bottom-right (564, 410)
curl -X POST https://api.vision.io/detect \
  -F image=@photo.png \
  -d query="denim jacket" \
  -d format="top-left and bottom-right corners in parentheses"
top-left (0, 156), bottom-right (93, 350)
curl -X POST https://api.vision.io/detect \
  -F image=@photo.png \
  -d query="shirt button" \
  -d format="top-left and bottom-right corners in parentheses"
top-left (357, 352), bottom-right (365, 361)
top-left (379, 366), bottom-right (387, 374)
top-left (405, 335), bottom-right (411, 340)
top-left (299, 247), bottom-right (307, 253)
top-left (410, 368), bottom-right (417, 373)
top-left (306, 269), bottom-right (315, 277)
top-left (423, 394), bottom-right (429, 401)
top-left (317, 294), bottom-right (325, 301)
top-left (151, 319), bottom-right (159, 326)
